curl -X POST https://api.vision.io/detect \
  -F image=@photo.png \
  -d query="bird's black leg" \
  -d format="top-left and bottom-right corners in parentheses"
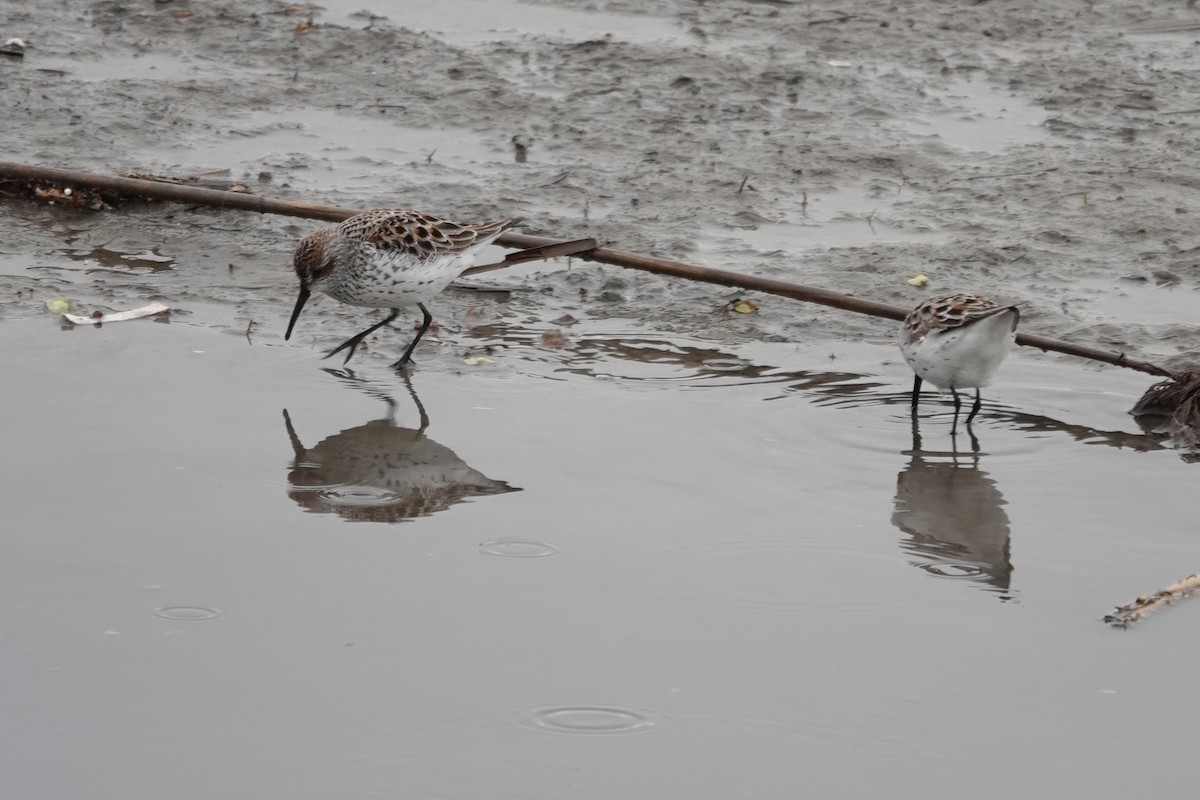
top-left (391, 303), bottom-right (434, 370)
top-left (910, 375), bottom-right (923, 409)
top-left (966, 388), bottom-right (983, 426)
top-left (950, 387), bottom-right (962, 437)
top-left (324, 308), bottom-right (400, 366)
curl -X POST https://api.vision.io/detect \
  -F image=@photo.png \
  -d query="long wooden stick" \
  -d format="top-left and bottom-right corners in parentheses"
top-left (0, 161), bottom-right (353, 222)
top-left (0, 161), bottom-right (1175, 378)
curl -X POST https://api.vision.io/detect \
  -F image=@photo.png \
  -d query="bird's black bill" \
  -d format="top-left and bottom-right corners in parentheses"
top-left (285, 286), bottom-right (310, 340)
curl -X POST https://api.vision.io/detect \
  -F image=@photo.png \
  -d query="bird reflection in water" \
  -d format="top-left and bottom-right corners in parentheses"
top-left (283, 372), bottom-right (519, 523)
top-left (891, 412), bottom-right (1015, 599)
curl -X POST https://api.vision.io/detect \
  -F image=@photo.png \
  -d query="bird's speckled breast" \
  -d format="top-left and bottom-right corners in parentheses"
top-left (318, 242), bottom-right (474, 308)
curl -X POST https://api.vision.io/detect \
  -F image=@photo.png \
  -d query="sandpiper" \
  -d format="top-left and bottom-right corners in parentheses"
top-left (285, 208), bottom-right (517, 369)
top-left (898, 293), bottom-right (1020, 434)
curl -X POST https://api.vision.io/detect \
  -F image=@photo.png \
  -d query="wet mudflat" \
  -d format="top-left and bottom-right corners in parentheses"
top-left (3, 0), bottom-right (1200, 797)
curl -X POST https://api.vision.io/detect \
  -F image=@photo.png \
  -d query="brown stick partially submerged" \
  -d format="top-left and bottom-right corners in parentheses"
top-left (1105, 573), bottom-right (1200, 627)
top-left (0, 161), bottom-right (1176, 379)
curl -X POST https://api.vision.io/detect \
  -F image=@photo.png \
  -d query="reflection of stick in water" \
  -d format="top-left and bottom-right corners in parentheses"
top-left (1104, 573), bottom-right (1200, 628)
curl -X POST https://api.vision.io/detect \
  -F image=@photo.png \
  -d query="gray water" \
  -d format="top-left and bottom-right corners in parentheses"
top-left (3, 308), bottom-right (1195, 798)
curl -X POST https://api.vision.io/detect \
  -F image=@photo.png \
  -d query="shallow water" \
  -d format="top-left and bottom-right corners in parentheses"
top-left (3, 305), bottom-right (1197, 798)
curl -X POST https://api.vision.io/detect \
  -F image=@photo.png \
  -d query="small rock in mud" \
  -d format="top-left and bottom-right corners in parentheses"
top-left (0, 38), bottom-right (26, 58)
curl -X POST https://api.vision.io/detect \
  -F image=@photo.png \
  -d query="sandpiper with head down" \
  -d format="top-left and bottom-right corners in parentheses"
top-left (898, 293), bottom-right (1020, 435)
top-left (285, 208), bottom-right (518, 369)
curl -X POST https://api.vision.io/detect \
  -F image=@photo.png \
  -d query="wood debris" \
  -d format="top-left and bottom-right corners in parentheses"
top-left (30, 183), bottom-right (111, 210)
top-left (1131, 370), bottom-right (1200, 461)
top-left (63, 301), bottom-right (170, 325)
top-left (1105, 572), bottom-right (1200, 628)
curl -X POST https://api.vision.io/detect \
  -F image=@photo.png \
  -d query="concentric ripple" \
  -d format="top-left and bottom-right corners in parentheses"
top-left (519, 705), bottom-right (657, 735)
top-left (247, 461), bottom-right (337, 489)
top-left (912, 561), bottom-right (986, 579)
top-left (316, 486), bottom-right (406, 507)
top-left (4, 544), bottom-right (183, 657)
top-left (152, 606), bottom-right (222, 621)
top-left (478, 539), bottom-right (561, 558)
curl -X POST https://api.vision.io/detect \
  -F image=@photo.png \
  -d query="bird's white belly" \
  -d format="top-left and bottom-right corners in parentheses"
top-left (902, 312), bottom-right (1016, 390)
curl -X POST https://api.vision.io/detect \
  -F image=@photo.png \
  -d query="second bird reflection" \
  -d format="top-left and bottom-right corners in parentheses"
top-left (891, 413), bottom-right (1014, 599)
top-left (283, 373), bottom-right (519, 523)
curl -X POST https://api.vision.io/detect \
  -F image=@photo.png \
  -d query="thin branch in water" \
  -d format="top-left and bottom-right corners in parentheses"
top-left (1104, 573), bottom-right (1200, 628)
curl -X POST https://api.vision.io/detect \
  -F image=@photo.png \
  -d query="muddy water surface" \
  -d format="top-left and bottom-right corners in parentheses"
top-left (3, 0), bottom-right (1200, 797)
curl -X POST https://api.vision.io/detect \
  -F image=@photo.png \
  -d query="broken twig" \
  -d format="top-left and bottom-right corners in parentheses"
top-left (1105, 573), bottom-right (1200, 628)
top-left (62, 300), bottom-right (169, 325)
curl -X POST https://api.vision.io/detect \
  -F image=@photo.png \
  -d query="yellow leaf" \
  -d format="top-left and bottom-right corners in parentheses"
top-left (44, 296), bottom-right (71, 314)
top-left (906, 274), bottom-right (929, 287)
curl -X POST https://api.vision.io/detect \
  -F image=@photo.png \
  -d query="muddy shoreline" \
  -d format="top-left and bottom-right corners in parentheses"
top-left (2, 0), bottom-right (1199, 372)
